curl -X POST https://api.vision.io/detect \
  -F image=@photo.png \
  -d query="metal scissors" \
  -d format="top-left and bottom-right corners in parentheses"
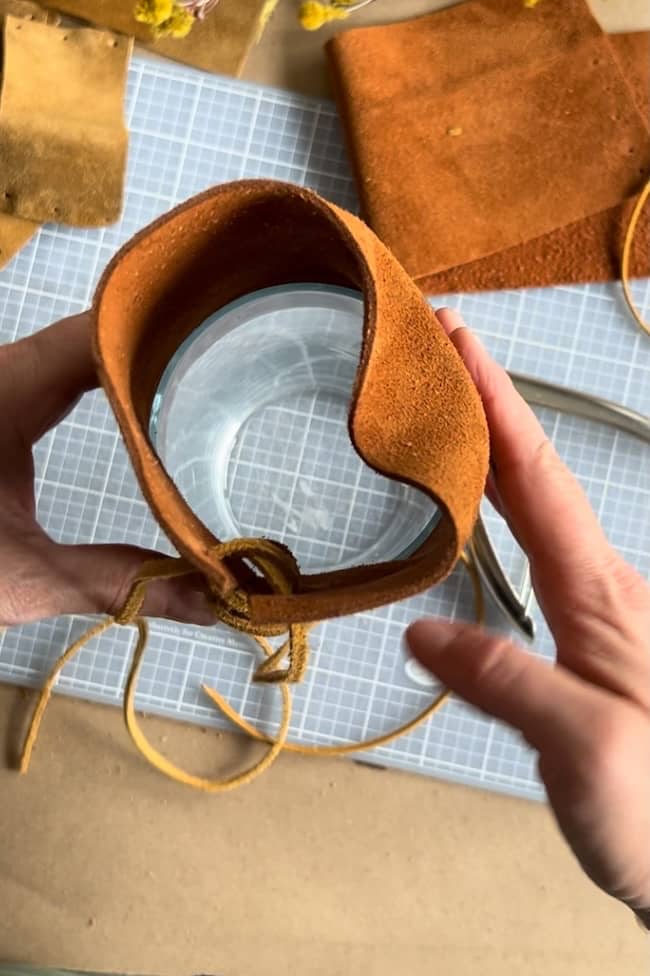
top-left (469, 373), bottom-right (650, 640)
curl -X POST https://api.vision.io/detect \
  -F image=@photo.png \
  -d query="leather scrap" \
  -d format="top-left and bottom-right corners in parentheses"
top-left (0, 0), bottom-right (58, 27)
top-left (0, 211), bottom-right (38, 267)
top-left (0, 2), bottom-right (59, 268)
top-left (420, 32), bottom-right (650, 293)
top-left (92, 180), bottom-right (489, 626)
top-left (39, 0), bottom-right (279, 77)
top-left (327, 0), bottom-right (650, 291)
top-left (0, 16), bottom-right (131, 227)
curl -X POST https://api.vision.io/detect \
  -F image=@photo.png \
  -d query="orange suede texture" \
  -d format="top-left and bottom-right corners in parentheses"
top-left (92, 181), bottom-right (489, 626)
top-left (327, 0), bottom-right (650, 292)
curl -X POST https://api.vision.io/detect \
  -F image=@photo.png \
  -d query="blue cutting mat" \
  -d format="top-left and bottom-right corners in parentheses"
top-left (0, 55), bottom-right (648, 800)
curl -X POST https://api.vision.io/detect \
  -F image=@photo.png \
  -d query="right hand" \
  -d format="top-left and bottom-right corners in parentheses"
top-left (407, 309), bottom-right (650, 927)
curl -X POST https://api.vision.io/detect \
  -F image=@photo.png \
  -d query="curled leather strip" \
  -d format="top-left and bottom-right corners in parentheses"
top-left (92, 180), bottom-right (489, 626)
top-left (18, 548), bottom-right (484, 790)
top-left (19, 551), bottom-right (293, 792)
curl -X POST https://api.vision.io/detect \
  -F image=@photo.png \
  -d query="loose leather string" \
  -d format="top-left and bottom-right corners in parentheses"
top-left (203, 551), bottom-right (484, 758)
top-left (19, 617), bottom-right (115, 773)
top-left (622, 176), bottom-right (650, 338)
top-left (19, 541), bottom-right (301, 791)
top-left (125, 622), bottom-right (292, 793)
top-left (18, 542), bottom-right (484, 790)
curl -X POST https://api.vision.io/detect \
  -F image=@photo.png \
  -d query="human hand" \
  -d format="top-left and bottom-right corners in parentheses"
top-left (0, 314), bottom-right (215, 628)
top-left (407, 309), bottom-right (650, 927)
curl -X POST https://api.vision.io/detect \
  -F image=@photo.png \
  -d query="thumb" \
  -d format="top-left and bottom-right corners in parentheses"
top-left (56, 543), bottom-right (217, 626)
top-left (406, 620), bottom-right (600, 755)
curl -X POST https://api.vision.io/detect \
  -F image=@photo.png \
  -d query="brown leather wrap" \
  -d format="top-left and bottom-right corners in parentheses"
top-left (92, 180), bottom-right (489, 625)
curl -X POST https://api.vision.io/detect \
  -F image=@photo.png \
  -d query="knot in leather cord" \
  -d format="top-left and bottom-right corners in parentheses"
top-left (202, 537), bottom-right (311, 684)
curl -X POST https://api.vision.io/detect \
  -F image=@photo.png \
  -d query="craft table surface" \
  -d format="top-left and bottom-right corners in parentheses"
top-left (1, 2), bottom-right (649, 974)
top-left (246, 0), bottom-right (650, 96)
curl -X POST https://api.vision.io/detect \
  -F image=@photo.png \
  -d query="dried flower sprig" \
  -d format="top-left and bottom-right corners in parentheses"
top-left (299, 0), bottom-right (542, 32)
top-left (299, 0), bottom-right (377, 32)
top-left (134, 0), bottom-right (222, 39)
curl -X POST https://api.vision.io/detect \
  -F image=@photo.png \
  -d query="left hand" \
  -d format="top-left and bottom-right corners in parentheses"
top-left (0, 313), bottom-right (215, 627)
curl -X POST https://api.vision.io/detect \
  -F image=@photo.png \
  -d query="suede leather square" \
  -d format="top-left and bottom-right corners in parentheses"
top-left (419, 32), bottom-right (650, 292)
top-left (0, 17), bottom-right (131, 227)
top-left (0, 2), bottom-right (60, 267)
top-left (327, 0), bottom-right (650, 291)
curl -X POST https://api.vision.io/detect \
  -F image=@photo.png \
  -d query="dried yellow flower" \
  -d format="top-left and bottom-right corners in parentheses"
top-left (134, 0), bottom-right (195, 37)
top-left (523, 0), bottom-right (542, 7)
top-left (156, 6), bottom-right (194, 36)
top-left (134, 0), bottom-right (173, 27)
top-left (299, 1), bottom-right (349, 31)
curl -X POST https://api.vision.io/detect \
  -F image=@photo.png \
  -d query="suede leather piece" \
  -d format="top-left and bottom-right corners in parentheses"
top-left (327, 0), bottom-right (650, 289)
top-left (92, 180), bottom-right (489, 626)
top-left (40, 0), bottom-right (277, 77)
top-left (0, 0), bottom-right (56, 27)
top-left (0, 2), bottom-right (58, 268)
top-left (0, 17), bottom-right (131, 227)
top-left (420, 32), bottom-right (650, 293)
top-left (0, 211), bottom-right (37, 266)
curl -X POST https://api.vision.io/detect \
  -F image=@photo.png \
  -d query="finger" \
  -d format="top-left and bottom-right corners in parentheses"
top-left (436, 308), bottom-right (614, 589)
top-left (406, 619), bottom-right (605, 755)
top-left (484, 469), bottom-right (505, 517)
top-left (407, 619), bottom-right (650, 908)
top-left (54, 543), bottom-right (216, 626)
top-left (2, 312), bottom-right (97, 445)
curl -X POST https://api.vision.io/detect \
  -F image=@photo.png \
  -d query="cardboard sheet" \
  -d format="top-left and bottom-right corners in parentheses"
top-left (0, 684), bottom-right (646, 975)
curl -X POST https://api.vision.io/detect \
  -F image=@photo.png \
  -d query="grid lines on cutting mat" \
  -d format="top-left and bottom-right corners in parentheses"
top-left (0, 55), bottom-right (648, 801)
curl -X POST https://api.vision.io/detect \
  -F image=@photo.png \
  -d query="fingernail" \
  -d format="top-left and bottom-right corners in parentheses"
top-left (405, 620), bottom-right (458, 661)
top-left (434, 307), bottom-right (467, 337)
